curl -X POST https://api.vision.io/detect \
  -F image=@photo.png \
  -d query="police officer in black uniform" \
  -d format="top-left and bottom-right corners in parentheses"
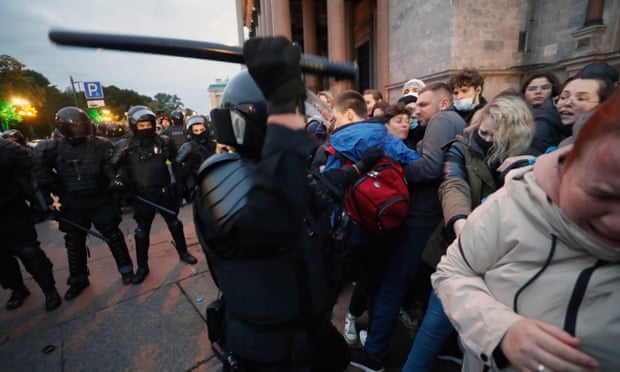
top-left (32, 107), bottom-right (135, 300)
top-left (0, 138), bottom-right (62, 311)
top-left (110, 107), bottom-right (197, 285)
top-left (175, 115), bottom-right (216, 199)
top-left (161, 109), bottom-right (188, 151)
top-left (193, 37), bottom-right (355, 372)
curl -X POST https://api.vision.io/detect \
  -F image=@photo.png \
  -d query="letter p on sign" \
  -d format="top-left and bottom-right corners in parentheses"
top-left (83, 81), bottom-right (104, 99)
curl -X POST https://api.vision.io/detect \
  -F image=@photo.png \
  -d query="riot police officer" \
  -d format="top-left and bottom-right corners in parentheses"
top-left (32, 107), bottom-right (135, 300)
top-left (175, 115), bottom-right (216, 199)
top-left (110, 107), bottom-right (197, 285)
top-left (193, 37), bottom-right (351, 371)
top-left (0, 138), bottom-right (62, 312)
top-left (161, 109), bottom-right (188, 151)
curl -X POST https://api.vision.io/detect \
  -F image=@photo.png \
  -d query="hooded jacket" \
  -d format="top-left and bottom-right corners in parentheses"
top-left (432, 148), bottom-right (620, 371)
top-left (323, 121), bottom-right (420, 171)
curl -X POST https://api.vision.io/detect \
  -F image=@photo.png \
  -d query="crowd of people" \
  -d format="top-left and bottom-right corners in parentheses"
top-left (1, 35), bottom-right (618, 371)
top-left (0, 104), bottom-right (217, 310)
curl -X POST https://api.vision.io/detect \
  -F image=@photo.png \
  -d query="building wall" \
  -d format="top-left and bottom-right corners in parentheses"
top-left (387, 0), bottom-right (620, 101)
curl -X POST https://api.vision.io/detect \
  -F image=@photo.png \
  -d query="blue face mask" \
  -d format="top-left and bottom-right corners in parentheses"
top-left (453, 96), bottom-right (476, 111)
top-left (409, 118), bottom-right (419, 130)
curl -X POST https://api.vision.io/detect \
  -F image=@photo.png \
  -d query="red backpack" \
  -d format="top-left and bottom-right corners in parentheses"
top-left (328, 147), bottom-right (410, 235)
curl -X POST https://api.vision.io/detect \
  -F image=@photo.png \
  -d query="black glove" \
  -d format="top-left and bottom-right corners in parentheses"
top-left (164, 183), bottom-right (182, 200)
top-left (110, 175), bottom-right (126, 191)
top-left (243, 36), bottom-right (306, 115)
top-left (354, 147), bottom-right (384, 174)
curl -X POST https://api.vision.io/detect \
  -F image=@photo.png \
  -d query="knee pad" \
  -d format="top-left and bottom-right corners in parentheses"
top-left (168, 219), bottom-right (183, 231)
top-left (17, 245), bottom-right (44, 261)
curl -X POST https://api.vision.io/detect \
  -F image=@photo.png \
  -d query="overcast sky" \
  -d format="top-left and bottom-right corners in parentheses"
top-left (1, 0), bottom-right (243, 114)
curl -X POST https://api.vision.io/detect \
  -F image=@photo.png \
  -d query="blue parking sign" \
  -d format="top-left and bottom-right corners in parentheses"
top-left (83, 81), bottom-right (104, 99)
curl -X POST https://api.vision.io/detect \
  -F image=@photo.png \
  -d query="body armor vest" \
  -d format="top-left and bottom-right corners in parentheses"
top-left (126, 138), bottom-right (171, 189)
top-left (162, 125), bottom-right (187, 150)
top-left (194, 152), bottom-right (330, 326)
top-left (55, 138), bottom-right (108, 194)
top-left (0, 140), bottom-right (29, 204)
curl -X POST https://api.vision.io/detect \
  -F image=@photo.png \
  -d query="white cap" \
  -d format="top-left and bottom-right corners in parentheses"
top-left (402, 78), bottom-right (426, 97)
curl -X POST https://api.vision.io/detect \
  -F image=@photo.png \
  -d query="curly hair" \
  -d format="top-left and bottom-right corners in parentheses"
top-left (466, 95), bottom-right (535, 166)
top-left (449, 69), bottom-right (485, 91)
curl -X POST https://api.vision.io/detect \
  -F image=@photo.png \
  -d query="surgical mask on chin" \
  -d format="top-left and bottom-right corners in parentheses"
top-left (454, 96), bottom-right (476, 111)
top-left (409, 118), bottom-right (419, 130)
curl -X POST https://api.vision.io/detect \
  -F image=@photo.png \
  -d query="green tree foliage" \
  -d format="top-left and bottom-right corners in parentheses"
top-left (0, 55), bottom-right (184, 139)
top-left (153, 92), bottom-right (183, 113)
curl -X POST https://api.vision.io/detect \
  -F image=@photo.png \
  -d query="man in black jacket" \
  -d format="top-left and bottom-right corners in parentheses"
top-left (33, 107), bottom-right (135, 300)
top-left (110, 107), bottom-right (197, 284)
top-left (193, 37), bottom-right (370, 371)
top-left (0, 138), bottom-right (62, 311)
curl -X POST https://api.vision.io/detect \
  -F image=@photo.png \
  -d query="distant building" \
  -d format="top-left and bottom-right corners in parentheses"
top-left (238, 0), bottom-right (619, 101)
top-left (207, 78), bottom-right (228, 111)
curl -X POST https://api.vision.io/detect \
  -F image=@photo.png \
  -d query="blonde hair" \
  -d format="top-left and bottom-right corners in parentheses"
top-left (466, 95), bottom-right (535, 166)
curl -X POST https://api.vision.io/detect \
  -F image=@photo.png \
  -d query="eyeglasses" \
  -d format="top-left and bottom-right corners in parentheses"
top-left (525, 84), bottom-right (552, 92)
top-left (555, 94), bottom-right (600, 106)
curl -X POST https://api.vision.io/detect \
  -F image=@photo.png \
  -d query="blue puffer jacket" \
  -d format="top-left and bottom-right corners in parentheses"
top-left (324, 121), bottom-right (420, 171)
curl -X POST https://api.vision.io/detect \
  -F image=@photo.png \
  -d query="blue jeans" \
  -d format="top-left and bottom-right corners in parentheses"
top-left (364, 224), bottom-right (435, 364)
top-left (402, 291), bottom-right (454, 372)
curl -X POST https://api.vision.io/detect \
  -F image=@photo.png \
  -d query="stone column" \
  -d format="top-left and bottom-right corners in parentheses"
top-left (376, 0), bottom-right (390, 98)
top-left (302, 0), bottom-right (320, 92)
top-left (327, 0), bottom-right (350, 94)
top-left (271, 0), bottom-right (292, 39)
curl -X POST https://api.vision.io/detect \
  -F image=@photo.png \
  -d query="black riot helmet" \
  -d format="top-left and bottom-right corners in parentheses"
top-left (126, 105), bottom-right (149, 128)
top-left (129, 108), bottom-right (157, 140)
top-left (54, 106), bottom-right (94, 140)
top-left (210, 70), bottom-right (268, 158)
top-left (186, 115), bottom-right (208, 142)
top-left (170, 110), bottom-right (184, 126)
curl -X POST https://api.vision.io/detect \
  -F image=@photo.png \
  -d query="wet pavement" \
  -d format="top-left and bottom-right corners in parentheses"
top-left (0, 203), bottom-right (459, 371)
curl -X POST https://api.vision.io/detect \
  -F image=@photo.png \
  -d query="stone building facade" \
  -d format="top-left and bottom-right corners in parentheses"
top-left (239, 0), bottom-right (619, 101)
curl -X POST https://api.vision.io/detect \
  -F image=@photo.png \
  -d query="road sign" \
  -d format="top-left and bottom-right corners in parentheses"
top-left (87, 99), bottom-right (105, 108)
top-left (83, 81), bottom-right (104, 99)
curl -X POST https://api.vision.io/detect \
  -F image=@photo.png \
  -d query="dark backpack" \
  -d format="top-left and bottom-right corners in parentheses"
top-left (327, 146), bottom-right (410, 235)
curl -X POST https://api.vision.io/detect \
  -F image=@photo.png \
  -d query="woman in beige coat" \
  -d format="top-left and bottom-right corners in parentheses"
top-left (433, 93), bottom-right (620, 371)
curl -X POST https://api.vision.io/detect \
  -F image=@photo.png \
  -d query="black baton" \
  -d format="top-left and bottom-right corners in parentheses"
top-left (133, 195), bottom-right (177, 216)
top-left (56, 216), bottom-right (110, 243)
top-left (48, 30), bottom-right (358, 80)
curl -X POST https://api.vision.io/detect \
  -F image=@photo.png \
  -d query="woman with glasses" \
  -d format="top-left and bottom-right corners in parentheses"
top-left (520, 72), bottom-right (564, 156)
top-left (555, 73), bottom-right (614, 128)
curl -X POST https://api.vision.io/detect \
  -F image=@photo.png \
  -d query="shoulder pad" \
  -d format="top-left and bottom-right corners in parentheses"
top-left (34, 139), bottom-right (57, 152)
top-left (195, 152), bottom-right (256, 233)
top-left (197, 151), bottom-right (241, 177)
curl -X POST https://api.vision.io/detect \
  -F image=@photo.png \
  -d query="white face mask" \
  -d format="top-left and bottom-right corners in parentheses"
top-left (453, 96), bottom-right (476, 111)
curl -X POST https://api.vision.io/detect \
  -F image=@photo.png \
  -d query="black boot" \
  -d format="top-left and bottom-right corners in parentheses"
top-left (179, 252), bottom-right (198, 265)
top-left (133, 227), bottom-right (150, 285)
top-left (132, 266), bottom-right (150, 284)
top-left (103, 229), bottom-right (134, 285)
top-left (64, 280), bottom-right (89, 300)
top-left (44, 288), bottom-right (62, 311)
top-left (64, 234), bottom-right (89, 301)
top-left (122, 271), bottom-right (134, 285)
top-left (169, 220), bottom-right (196, 265)
top-left (6, 285), bottom-right (30, 310)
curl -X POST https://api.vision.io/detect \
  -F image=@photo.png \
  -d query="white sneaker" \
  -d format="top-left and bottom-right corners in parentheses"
top-left (343, 313), bottom-right (358, 345)
top-left (359, 329), bottom-right (368, 347)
